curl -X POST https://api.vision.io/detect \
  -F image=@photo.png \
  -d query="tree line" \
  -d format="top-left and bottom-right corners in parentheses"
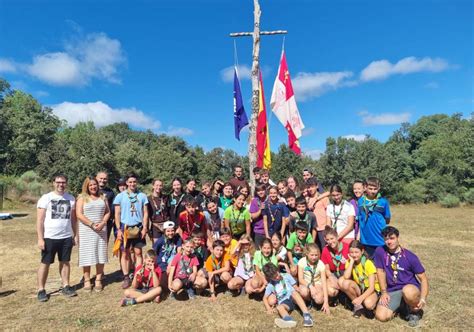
top-left (1, 78), bottom-right (473, 204)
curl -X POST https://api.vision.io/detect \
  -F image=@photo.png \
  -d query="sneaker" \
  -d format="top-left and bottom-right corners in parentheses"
top-left (37, 289), bottom-right (48, 302)
top-left (169, 292), bottom-right (176, 300)
top-left (274, 316), bottom-right (297, 329)
top-left (407, 313), bottom-right (420, 327)
top-left (120, 298), bottom-right (137, 306)
top-left (186, 288), bottom-right (196, 300)
top-left (61, 285), bottom-right (77, 297)
top-left (121, 276), bottom-right (131, 289)
top-left (240, 287), bottom-right (247, 296)
top-left (303, 313), bottom-right (314, 327)
top-left (352, 304), bottom-right (364, 318)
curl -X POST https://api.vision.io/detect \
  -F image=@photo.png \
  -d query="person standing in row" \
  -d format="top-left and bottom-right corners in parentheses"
top-left (147, 179), bottom-right (170, 243)
top-left (229, 165), bottom-right (249, 192)
top-left (114, 173), bottom-right (149, 289)
top-left (96, 171), bottom-right (115, 244)
top-left (36, 173), bottom-right (77, 302)
top-left (76, 176), bottom-right (110, 291)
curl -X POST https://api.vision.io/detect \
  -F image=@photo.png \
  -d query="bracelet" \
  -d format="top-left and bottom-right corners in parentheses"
top-left (381, 290), bottom-right (387, 294)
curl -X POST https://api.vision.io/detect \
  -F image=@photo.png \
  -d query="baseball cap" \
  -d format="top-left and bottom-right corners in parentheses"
top-left (163, 221), bottom-right (175, 230)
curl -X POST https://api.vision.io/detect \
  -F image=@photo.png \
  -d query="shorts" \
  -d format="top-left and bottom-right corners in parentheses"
top-left (41, 237), bottom-right (73, 264)
top-left (138, 287), bottom-right (151, 294)
top-left (279, 298), bottom-right (296, 312)
top-left (121, 223), bottom-right (146, 250)
top-left (202, 269), bottom-right (221, 284)
top-left (385, 290), bottom-right (404, 312)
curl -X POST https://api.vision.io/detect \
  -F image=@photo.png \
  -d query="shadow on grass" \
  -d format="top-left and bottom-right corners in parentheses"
top-left (0, 289), bottom-right (17, 297)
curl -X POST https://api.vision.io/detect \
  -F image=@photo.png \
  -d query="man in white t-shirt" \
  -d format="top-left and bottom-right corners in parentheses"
top-left (36, 173), bottom-right (77, 302)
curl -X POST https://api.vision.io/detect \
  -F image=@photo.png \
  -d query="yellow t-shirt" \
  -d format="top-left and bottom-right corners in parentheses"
top-left (345, 258), bottom-right (381, 292)
top-left (225, 239), bottom-right (239, 267)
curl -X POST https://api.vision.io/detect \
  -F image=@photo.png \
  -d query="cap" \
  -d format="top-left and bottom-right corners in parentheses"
top-left (163, 221), bottom-right (175, 230)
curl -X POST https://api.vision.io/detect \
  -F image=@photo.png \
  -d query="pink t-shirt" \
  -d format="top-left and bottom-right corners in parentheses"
top-left (170, 253), bottom-right (199, 280)
top-left (313, 197), bottom-right (329, 231)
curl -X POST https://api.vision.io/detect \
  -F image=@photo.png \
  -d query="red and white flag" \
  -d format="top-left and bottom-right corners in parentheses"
top-left (270, 51), bottom-right (305, 155)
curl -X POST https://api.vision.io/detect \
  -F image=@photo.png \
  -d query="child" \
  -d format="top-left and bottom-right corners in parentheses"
top-left (227, 235), bottom-right (259, 295)
top-left (253, 239), bottom-right (279, 294)
top-left (357, 177), bottom-right (391, 258)
top-left (223, 192), bottom-right (251, 240)
top-left (121, 250), bottom-right (162, 306)
top-left (262, 263), bottom-right (314, 328)
top-left (271, 233), bottom-right (290, 272)
top-left (297, 244), bottom-right (330, 314)
top-left (349, 180), bottom-right (365, 240)
top-left (263, 186), bottom-right (289, 240)
top-left (153, 221), bottom-right (182, 289)
top-left (286, 222), bottom-right (315, 277)
top-left (340, 240), bottom-right (380, 318)
top-left (219, 182), bottom-right (234, 210)
top-left (168, 239), bottom-right (199, 300)
top-left (220, 228), bottom-right (239, 268)
top-left (326, 184), bottom-right (356, 245)
top-left (177, 197), bottom-right (207, 241)
top-left (284, 191), bottom-right (297, 213)
top-left (203, 200), bottom-right (224, 245)
top-left (191, 230), bottom-right (209, 269)
top-left (286, 196), bottom-right (317, 240)
top-left (200, 240), bottom-right (232, 301)
top-left (321, 226), bottom-right (350, 299)
top-left (305, 178), bottom-right (330, 250)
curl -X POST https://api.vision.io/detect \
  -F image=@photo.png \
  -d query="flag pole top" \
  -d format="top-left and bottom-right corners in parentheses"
top-left (229, 30), bottom-right (288, 37)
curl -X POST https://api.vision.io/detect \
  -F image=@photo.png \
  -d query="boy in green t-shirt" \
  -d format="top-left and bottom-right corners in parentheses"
top-left (286, 222), bottom-right (314, 277)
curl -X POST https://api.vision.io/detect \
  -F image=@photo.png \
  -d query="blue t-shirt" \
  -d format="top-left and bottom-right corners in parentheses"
top-left (153, 235), bottom-right (182, 270)
top-left (357, 196), bottom-right (391, 246)
top-left (113, 191), bottom-right (149, 226)
top-left (265, 201), bottom-right (289, 236)
top-left (264, 273), bottom-right (296, 304)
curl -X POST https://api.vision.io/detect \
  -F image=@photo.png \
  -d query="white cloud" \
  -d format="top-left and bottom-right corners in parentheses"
top-left (358, 110), bottom-right (411, 125)
top-left (360, 57), bottom-right (450, 82)
top-left (220, 65), bottom-right (252, 83)
top-left (424, 81), bottom-right (439, 89)
top-left (165, 126), bottom-right (193, 137)
top-left (51, 101), bottom-right (161, 130)
top-left (342, 134), bottom-right (367, 141)
top-left (292, 71), bottom-right (354, 101)
top-left (303, 149), bottom-right (324, 160)
top-left (6, 32), bottom-right (125, 87)
top-left (0, 59), bottom-right (17, 73)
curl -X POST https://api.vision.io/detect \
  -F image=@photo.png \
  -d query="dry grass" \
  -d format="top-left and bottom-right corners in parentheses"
top-left (0, 204), bottom-right (473, 331)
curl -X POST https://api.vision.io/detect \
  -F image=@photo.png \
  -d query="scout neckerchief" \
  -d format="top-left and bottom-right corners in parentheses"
top-left (179, 253), bottom-right (193, 277)
top-left (127, 190), bottom-right (139, 216)
top-left (331, 200), bottom-right (346, 229)
top-left (163, 237), bottom-right (176, 259)
top-left (137, 265), bottom-right (153, 289)
top-left (275, 277), bottom-right (288, 302)
top-left (385, 246), bottom-right (404, 283)
top-left (220, 195), bottom-right (233, 209)
top-left (295, 212), bottom-right (311, 233)
top-left (211, 254), bottom-right (223, 270)
top-left (208, 210), bottom-right (222, 232)
top-left (261, 252), bottom-right (273, 267)
top-left (230, 205), bottom-right (244, 234)
top-left (243, 252), bottom-right (253, 274)
top-left (330, 242), bottom-right (344, 277)
top-left (185, 212), bottom-right (201, 236)
top-left (171, 192), bottom-right (185, 217)
top-left (267, 200), bottom-right (281, 226)
top-left (361, 194), bottom-right (381, 224)
top-left (151, 194), bottom-right (165, 220)
top-left (353, 255), bottom-right (368, 292)
top-left (304, 260), bottom-right (319, 286)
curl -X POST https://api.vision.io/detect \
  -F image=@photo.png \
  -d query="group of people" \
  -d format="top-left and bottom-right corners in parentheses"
top-left (36, 166), bottom-right (429, 328)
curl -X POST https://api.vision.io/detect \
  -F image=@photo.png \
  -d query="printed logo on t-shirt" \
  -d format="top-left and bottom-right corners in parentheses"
top-left (51, 200), bottom-right (71, 219)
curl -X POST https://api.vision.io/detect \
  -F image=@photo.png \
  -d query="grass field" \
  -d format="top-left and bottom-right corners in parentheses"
top-left (1, 204), bottom-right (473, 330)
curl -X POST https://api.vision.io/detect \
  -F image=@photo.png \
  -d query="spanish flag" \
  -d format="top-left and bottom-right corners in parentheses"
top-left (256, 70), bottom-right (271, 169)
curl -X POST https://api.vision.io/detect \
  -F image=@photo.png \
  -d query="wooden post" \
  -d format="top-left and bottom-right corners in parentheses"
top-left (230, 0), bottom-right (287, 191)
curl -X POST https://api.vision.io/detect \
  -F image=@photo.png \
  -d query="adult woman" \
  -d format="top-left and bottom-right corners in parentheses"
top-left (223, 193), bottom-right (251, 239)
top-left (287, 176), bottom-right (301, 197)
top-left (169, 178), bottom-right (186, 223)
top-left (237, 184), bottom-right (251, 207)
top-left (211, 179), bottom-right (224, 198)
top-left (326, 184), bottom-right (355, 245)
top-left (219, 182), bottom-right (234, 210)
top-left (249, 183), bottom-right (267, 248)
top-left (76, 176), bottom-right (110, 291)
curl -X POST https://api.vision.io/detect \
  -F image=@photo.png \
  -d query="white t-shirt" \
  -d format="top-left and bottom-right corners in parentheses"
top-left (37, 191), bottom-right (75, 239)
top-left (326, 201), bottom-right (355, 239)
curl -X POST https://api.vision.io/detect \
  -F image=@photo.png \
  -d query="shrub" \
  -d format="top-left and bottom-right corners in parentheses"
top-left (392, 180), bottom-right (426, 204)
top-left (463, 188), bottom-right (474, 205)
top-left (439, 194), bottom-right (460, 208)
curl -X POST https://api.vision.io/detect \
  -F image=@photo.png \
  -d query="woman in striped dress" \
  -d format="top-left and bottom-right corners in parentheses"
top-left (76, 176), bottom-right (110, 291)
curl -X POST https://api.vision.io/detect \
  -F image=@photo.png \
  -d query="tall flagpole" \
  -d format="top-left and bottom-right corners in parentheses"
top-left (230, 0), bottom-right (287, 191)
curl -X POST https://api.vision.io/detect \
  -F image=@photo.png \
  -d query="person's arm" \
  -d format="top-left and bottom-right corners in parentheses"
top-left (338, 215), bottom-right (355, 241)
top-left (168, 265), bottom-right (176, 290)
top-left (353, 273), bottom-right (375, 305)
top-left (189, 265), bottom-right (198, 282)
top-left (384, 200), bottom-right (391, 225)
top-left (131, 269), bottom-right (139, 289)
top-left (324, 264), bottom-right (332, 278)
top-left (263, 215), bottom-right (270, 239)
top-left (245, 217), bottom-right (251, 238)
top-left (152, 268), bottom-right (160, 289)
top-left (263, 293), bottom-right (274, 314)
top-left (415, 272), bottom-right (429, 310)
top-left (297, 264), bottom-right (308, 287)
top-left (71, 204), bottom-right (78, 245)
top-left (316, 192), bottom-right (330, 202)
top-left (36, 208), bottom-right (46, 250)
top-left (115, 204), bottom-right (122, 240)
top-left (280, 218), bottom-right (287, 241)
top-left (343, 257), bottom-right (354, 280)
top-left (320, 267), bottom-right (330, 314)
top-left (377, 268), bottom-right (390, 306)
top-left (141, 199), bottom-right (149, 239)
top-left (213, 260), bottom-right (231, 275)
top-left (254, 265), bottom-right (267, 291)
top-left (76, 198), bottom-right (93, 227)
top-left (96, 199), bottom-right (111, 231)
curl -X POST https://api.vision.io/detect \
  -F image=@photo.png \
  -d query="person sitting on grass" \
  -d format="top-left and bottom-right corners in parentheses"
top-left (220, 227), bottom-right (239, 268)
top-left (227, 235), bottom-right (259, 295)
top-left (262, 263), bottom-right (314, 328)
top-left (286, 222), bottom-right (315, 277)
top-left (191, 230), bottom-right (208, 269)
top-left (340, 240), bottom-right (380, 318)
top-left (168, 239), bottom-right (199, 300)
top-left (194, 240), bottom-right (232, 301)
top-left (321, 226), bottom-right (350, 301)
top-left (121, 249), bottom-right (162, 306)
top-left (297, 243), bottom-right (330, 315)
top-left (374, 226), bottom-right (429, 327)
top-left (252, 238), bottom-right (279, 295)
top-left (271, 232), bottom-right (291, 272)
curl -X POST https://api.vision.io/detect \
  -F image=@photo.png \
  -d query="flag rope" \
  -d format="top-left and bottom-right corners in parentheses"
top-left (233, 39), bottom-right (239, 67)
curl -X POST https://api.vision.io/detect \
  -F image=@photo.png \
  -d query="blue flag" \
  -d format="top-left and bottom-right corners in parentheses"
top-left (233, 66), bottom-right (249, 141)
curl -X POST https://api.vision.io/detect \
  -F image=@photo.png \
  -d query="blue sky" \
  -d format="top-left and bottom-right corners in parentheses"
top-left (0, 0), bottom-right (472, 158)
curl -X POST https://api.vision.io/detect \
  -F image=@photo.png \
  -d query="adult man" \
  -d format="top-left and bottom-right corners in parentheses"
top-left (36, 173), bottom-right (77, 302)
top-left (114, 173), bottom-right (149, 289)
top-left (228, 165), bottom-right (249, 191)
top-left (374, 226), bottom-right (429, 327)
top-left (96, 171), bottom-right (115, 243)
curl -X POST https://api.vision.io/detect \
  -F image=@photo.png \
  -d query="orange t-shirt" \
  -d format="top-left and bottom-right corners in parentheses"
top-left (224, 239), bottom-right (239, 267)
top-left (313, 196), bottom-right (329, 231)
top-left (205, 253), bottom-right (231, 272)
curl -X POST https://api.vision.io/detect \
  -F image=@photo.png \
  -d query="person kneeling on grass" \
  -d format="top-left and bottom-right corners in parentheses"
top-left (262, 263), bottom-right (314, 328)
top-left (286, 222), bottom-right (315, 277)
top-left (227, 235), bottom-right (259, 296)
top-left (374, 226), bottom-right (429, 327)
top-left (168, 239), bottom-right (199, 300)
top-left (340, 240), bottom-right (380, 318)
top-left (194, 239), bottom-right (232, 301)
top-left (121, 250), bottom-right (162, 306)
top-left (297, 243), bottom-right (330, 315)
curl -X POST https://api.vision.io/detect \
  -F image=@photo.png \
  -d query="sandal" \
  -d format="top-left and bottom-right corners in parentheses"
top-left (83, 279), bottom-right (92, 291)
top-left (95, 279), bottom-right (103, 292)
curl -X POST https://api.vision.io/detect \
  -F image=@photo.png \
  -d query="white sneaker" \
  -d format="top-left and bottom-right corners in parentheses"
top-left (274, 318), bottom-right (297, 328)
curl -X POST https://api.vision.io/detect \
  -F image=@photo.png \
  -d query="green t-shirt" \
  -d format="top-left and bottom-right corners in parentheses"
top-left (253, 250), bottom-right (278, 269)
top-left (224, 205), bottom-right (250, 236)
top-left (286, 232), bottom-right (314, 260)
